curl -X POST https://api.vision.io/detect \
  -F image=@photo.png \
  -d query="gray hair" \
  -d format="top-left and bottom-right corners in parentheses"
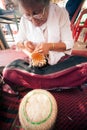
top-left (18, 0), bottom-right (50, 7)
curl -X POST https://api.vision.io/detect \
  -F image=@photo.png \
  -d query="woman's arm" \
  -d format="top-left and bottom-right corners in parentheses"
top-left (34, 42), bottom-right (66, 56)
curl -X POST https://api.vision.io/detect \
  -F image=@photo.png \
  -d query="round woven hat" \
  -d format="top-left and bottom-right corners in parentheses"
top-left (19, 89), bottom-right (58, 130)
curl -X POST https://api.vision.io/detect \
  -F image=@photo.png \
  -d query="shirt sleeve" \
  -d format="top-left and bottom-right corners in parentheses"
top-left (15, 17), bottom-right (27, 43)
top-left (59, 8), bottom-right (74, 50)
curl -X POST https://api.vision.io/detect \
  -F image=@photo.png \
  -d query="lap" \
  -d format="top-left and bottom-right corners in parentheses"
top-left (5, 55), bottom-right (87, 75)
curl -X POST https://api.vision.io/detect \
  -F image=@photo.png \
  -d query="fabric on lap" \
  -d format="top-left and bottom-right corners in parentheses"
top-left (5, 55), bottom-right (87, 75)
top-left (2, 55), bottom-right (87, 89)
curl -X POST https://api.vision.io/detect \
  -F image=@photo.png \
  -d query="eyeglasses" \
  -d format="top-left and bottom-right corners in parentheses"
top-left (24, 7), bottom-right (46, 20)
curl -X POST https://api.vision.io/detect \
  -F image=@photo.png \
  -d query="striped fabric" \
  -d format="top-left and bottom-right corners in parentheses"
top-left (0, 89), bottom-right (28, 130)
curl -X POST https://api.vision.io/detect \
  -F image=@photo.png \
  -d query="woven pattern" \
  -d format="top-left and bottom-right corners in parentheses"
top-left (54, 87), bottom-right (87, 130)
top-left (0, 89), bottom-right (28, 130)
top-left (0, 92), bottom-right (19, 130)
top-left (0, 86), bottom-right (87, 130)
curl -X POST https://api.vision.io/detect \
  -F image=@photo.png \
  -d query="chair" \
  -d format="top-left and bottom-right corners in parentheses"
top-left (71, 9), bottom-right (87, 42)
top-left (70, 1), bottom-right (84, 30)
top-left (0, 3), bottom-right (21, 43)
top-left (0, 40), bottom-right (5, 50)
top-left (0, 14), bottom-right (20, 40)
top-left (0, 26), bottom-right (9, 49)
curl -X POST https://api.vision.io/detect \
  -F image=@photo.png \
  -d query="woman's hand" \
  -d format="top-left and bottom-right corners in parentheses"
top-left (17, 42), bottom-right (25, 50)
top-left (34, 43), bottom-right (51, 56)
top-left (24, 41), bottom-right (35, 53)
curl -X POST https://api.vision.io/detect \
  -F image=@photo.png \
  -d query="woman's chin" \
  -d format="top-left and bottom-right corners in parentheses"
top-left (32, 21), bottom-right (44, 26)
top-left (31, 19), bottom-right (47, 27)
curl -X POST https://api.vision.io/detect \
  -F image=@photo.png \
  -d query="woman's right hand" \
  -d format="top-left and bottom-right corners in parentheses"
top-left (24, 41), bottom-right (35, 53)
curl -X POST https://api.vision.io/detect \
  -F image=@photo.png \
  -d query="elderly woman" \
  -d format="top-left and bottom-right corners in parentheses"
top-left (3, 0), bottom-right (87, 90)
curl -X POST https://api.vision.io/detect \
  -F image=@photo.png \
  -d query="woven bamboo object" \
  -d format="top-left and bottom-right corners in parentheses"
top-left (19, 89), bottom-right (58, 130)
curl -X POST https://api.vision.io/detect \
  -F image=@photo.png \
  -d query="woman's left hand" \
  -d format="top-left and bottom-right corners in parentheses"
top-left (34, 43), bottom-right (51, 56)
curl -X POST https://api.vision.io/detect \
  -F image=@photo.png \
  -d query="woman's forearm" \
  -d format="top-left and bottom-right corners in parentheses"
top-left (48, 42), bottom-right (66, 52)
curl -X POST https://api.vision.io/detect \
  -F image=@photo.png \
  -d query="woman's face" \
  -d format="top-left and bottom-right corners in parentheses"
top-left (21, 3), bottom-right (49, 26)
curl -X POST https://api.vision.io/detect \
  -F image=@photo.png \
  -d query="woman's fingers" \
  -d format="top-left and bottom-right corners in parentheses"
top-left (24, 41), bottom-right (35, 52)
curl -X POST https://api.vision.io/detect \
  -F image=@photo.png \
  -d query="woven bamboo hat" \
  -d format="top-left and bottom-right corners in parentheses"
top-left (19, 89), bottom-right (58, 130)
